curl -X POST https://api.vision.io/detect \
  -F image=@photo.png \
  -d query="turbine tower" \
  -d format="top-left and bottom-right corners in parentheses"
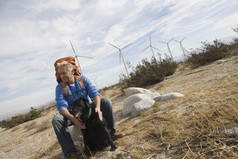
top-left (142, 36), bottom-right (160, 60)
top-left (174, 37), bottom-right (186, 57)
top-left (69, 40), bottom-right (93, 75)
top-left (92, 76), bottom-right (99, 90)
top-left (158, 37), bottom-right (174, 60)
top-left (108, 42), bottom-right (132, 77)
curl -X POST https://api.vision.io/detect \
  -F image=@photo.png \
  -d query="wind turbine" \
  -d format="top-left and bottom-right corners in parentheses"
top-left (69, 40), bottom-right (93, 75)
top-left (174, 37), bottom-right (187, 58)
top-left (108, 42), bottom-right (132, 77)
top-left (91, 76), bottom-right (99, 90)
top-left (158, 37), bottom-right (174, 60)
top-left (141, 36), bottom-right (160, 60)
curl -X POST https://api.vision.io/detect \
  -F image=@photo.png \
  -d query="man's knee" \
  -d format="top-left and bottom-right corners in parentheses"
top-left (52, 114), bottom-right (64, 127)
top-left (101, 97), bottom-right (112, 108)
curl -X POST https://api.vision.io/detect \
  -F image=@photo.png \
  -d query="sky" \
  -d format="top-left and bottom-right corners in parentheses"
top-left (0, 0), bottom-right (238, 118)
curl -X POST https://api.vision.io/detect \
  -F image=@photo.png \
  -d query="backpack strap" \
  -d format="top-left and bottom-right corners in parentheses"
top-left (60, 76), bottom-right (86, 98)
top-left (60, 82), bottom-right (67, 97)
top-left (76, 76), bottom-right (86, 88)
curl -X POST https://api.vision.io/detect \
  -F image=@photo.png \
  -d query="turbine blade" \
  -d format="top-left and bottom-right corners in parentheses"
top-left (168, 37), bottom-right (174, 43)
top-left (75, 55), bottom-right (94, 59)
top-left (108, 43), bottom-right (119, 49)
top-left (69, 40), bottom-right (77, 55)
top-left (181, 37), bottom-right (186, 42)
top-left (121, 42), bottom-right (132, 50)
top-left (152, 46), bottom-right (160, 51)
top-left (158, 40), bottom-right (166, 44)
top-left (141, 46), bottom-right (149, 52)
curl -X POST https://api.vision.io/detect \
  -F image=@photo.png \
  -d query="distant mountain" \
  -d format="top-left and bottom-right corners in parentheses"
top-left (0, 100), bottom-right (56, 121)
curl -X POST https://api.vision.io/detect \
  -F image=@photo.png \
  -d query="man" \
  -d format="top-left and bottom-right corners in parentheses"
top-left (52, 61), bottom-right (116, 158)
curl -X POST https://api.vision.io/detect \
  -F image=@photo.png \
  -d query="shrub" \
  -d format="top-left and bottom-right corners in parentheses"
top-left (229, 38), bottom-right (238, 53)
top-left (186, 39), bottom-right (229, 68)
top-left (233, 25), bottom-right (238, 33)
top-left (0, 107), bottom-right (42, 129)
top-left (120, 57), bottom-right (177, 87)
top-left (186, 25), bottom-right (238, 68)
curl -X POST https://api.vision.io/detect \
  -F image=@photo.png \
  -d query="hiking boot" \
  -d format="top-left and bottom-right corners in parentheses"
top-left (111, 131), bottom-right (124, 141)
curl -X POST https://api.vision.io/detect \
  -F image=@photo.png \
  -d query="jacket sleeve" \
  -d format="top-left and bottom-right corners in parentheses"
top-left (81, 76), bottom-right (100, 98)
top-left (55, 84), bottom-right (69, 112)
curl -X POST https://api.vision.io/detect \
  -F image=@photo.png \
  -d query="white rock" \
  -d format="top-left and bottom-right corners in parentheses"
top-left (184, 67), bottom-right (191, 71)
top-left (122, 94), bottom-right (151, 116)
top-left (154, 92), bottom-right (184, 101)
top-left (125, 87), bottom-right (150, 97)
top-left (131, 99), bottom-right (155, 117)
top-left (216, 59), bottom-right (226, 64)
top-left (125, 87), bottom-right (160, 98)
top-left (149, 92), bottom-right (161, 99)
top-left (70, 125), bottom-right (83, 142)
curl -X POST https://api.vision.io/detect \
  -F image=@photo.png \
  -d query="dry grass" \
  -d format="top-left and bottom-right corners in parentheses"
top-left (24, 121), bottom-right (37, 131)
top-left (23, 119), bottom-right (52, 133)
top-left (34, 120), bottom-right (52, 133)
top-left (1, 54), bottom-right (237, 159)
top-left (32, 142), bottom-right (61, 159)
top-left (115, 56), bottom-right (238, 158)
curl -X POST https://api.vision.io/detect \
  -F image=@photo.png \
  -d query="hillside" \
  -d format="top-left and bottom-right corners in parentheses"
top-left (0, 55), bottom-right (237, 159)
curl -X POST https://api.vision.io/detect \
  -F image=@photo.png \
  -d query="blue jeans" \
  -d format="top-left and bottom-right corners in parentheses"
top-left (52, 97), bottom-right (116, 157)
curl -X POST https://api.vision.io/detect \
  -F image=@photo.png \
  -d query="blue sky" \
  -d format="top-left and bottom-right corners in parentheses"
top-left (0, 0), bottom-right (238, 118)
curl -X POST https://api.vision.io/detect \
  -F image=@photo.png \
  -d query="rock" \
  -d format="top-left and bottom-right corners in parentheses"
top-left (216, 59), bottom-right (226, 64)
top-left (154, 92), bottom-right (184, 101)
top-left (70, 125), bottom-right (83, 142)
top-left (70, 126), bottom-right (85, 150)
top-left (184, 67), bottom-right (191, 71)
top-left (94, 146), bottom-right (131, 159)
top-left (131, 99), bottom-right (155, 117)
top-left (122, 94), bottom-right (151, 116)
top-left (125, 87), bottom-right (160, 98)
top-left (125, 87), bottom-right (150, 97)
top-left (226, 96), bottom-right (232, 101)
top-left (225, 126), bottom-right (238, 135)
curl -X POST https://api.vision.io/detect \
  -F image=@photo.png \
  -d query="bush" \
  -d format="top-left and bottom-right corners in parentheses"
top-left (120, 57), bottom-right (177, 87)
top-left (0, 107), bottom-right (42, 129)
top-left (186, 25), bottom-right (238, 68)
top-left (186, 40), bottom-right (229, 68)
top-left (233, 25), bottom-right (238, 33)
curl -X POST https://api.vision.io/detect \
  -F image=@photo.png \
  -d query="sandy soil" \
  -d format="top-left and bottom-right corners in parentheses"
top-left (0, 55), bottom-right (237, 159)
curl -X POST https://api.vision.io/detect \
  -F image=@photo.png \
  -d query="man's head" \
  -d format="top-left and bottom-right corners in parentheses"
top-left (57, 61), bottom-right (74, 84)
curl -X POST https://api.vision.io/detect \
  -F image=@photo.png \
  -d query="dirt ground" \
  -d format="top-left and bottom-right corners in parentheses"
top-left (0, 55), bottom-right (237, 159)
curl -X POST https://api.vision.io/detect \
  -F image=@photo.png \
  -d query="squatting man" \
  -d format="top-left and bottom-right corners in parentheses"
top-left (52, 60), bottom-right (116, 158)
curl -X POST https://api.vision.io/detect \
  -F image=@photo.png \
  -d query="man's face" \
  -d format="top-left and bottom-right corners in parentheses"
top-left (58, 66), bottom-right (74, 83)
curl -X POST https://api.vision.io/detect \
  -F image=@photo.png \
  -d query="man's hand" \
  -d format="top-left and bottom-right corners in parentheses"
top-left (94, 96), bottom-right (102, 121)
top-left (73, 117), bottom-right (86, 129)
top-left (60, 108), bottom-right (86, 129)
top-left (95, 107), bottom-right (103, 121)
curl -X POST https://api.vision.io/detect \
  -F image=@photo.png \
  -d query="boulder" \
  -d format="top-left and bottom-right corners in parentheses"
top-left (154, 92), bottom-right (184, 101)
top-left (131, 99), bottom-right (155, 117)
top-left (70, 126), bottom-right (83, 142)
top-left (216, 59), bottom-right (226, 64)
top-left (122, 94), bottom-right (151, 116)
top-left (125, 87), bottom-right (160, 98)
